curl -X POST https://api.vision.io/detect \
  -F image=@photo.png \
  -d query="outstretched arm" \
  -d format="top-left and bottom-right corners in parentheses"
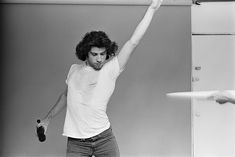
top-left (117, 0), bottom-right (163, 70)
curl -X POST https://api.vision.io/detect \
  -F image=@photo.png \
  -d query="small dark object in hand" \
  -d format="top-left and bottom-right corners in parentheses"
top-left (37, 119), bottom-right (46, 142)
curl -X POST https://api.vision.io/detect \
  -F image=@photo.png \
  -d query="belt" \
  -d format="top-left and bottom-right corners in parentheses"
top-left (69, 127), bottom-right (111, 142)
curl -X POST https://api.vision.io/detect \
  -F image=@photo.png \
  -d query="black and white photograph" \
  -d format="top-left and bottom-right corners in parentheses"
top-left (0, 0), bottom-right (235, 157)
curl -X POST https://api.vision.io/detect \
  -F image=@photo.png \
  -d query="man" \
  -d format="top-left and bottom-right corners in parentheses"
top-left (37, 0), bottom-right (163, 156)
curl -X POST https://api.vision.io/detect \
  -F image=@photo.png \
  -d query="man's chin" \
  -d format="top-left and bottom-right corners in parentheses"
top-left (93, 65), bottom-right (103, 71)
top-left (94, 67), bottom-right (101, 71)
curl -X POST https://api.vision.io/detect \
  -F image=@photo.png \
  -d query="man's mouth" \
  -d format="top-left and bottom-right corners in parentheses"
top-left (96, 63), bottom-right (102, 67)
top-left (94, 63), bottom-right (103, 70)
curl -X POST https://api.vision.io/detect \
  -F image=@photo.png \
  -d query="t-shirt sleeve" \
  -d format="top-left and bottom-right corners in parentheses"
top-left (104, 56), bottom-right (124, 80)
top-left (65, 64), bottom-right (77, 84)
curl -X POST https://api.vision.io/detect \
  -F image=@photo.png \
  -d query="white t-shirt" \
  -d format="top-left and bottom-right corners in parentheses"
top-left (63, 57), bottom-right (122, 138)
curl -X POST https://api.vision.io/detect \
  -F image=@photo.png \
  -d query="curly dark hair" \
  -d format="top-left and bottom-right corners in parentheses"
top-left (75, 31), bottom-right (118, 61)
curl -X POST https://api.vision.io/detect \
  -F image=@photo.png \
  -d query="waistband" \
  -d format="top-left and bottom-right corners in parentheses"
top-left (68, 127), bottom-right (112, 142)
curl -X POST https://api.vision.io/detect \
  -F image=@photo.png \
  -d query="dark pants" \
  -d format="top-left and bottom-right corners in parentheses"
top-left (66, 127), bottom-right (120, 157)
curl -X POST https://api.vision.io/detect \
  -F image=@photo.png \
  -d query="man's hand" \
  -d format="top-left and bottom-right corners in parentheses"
top-left (208, 91), bottom-right (232, 105)
top-left (37, 118), bottom-right (49, 134)
top-left (150, 0), bottom-right (163, 10)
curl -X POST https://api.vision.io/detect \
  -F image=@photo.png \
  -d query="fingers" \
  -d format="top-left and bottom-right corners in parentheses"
top-left (216, 99), bottom-right (227, 105)
top-left (207, 92), bottom-right (229, 104)
top-left (37, 119), bottom-right (49, 134)
top-left (213, 93), bottom-right (229, 104)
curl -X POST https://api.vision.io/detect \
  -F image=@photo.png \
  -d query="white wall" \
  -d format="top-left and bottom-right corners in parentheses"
top-left (192, 2), bottom-right (235, 157)
top-left (192, 2), bottom-right (235, 33)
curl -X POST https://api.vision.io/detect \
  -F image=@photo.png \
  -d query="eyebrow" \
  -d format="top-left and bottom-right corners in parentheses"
top-left (100, 52), bottom-right (107, 54)
top-left (90, 51), bottom-right (107, 54)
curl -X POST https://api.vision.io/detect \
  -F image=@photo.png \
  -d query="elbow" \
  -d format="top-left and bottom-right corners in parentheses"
top-left (63, 87), bottom-right (68, 97)
top-left (62, 92), bottom-right (67, 100)
top-left (129, 39), bottom-right (139, 48)
top-left (60, 91), bottom-right (67, 102)
top-left (60, 93), bottom-right (67, 106)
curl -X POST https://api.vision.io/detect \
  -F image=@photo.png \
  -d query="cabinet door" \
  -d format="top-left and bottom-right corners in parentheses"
top-left (192, 2), bottom-right (235, 33)
top-left (192, 35), bottom-right (235, 157)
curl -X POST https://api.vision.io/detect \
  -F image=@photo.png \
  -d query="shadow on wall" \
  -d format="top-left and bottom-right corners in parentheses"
top-left (0, 6), bottom-right (6, 157)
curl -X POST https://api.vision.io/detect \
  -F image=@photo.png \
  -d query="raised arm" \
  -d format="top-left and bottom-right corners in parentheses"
top-left (37, 86), bottom-right (68, 133)
top-left (117, 0), bottom-right (163, 70)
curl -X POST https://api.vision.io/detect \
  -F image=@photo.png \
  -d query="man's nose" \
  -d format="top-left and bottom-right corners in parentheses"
top-left (97, 56), bottom-right (102, 62)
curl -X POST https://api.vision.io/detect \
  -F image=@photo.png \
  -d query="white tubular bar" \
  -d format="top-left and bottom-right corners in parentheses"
top-left (0, 0), bottom-right (192, 5)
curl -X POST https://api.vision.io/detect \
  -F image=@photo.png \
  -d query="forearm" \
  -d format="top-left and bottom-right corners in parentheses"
top-left (43, 91), bottom-right (67, 122)
top-left (117, 0), bottom-right (162, 69)
top-left (129, 3), bottom-right (158, 45)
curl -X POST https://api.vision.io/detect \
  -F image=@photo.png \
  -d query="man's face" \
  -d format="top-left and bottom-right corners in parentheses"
top-left (87, 47), bottom-right (107, 70)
